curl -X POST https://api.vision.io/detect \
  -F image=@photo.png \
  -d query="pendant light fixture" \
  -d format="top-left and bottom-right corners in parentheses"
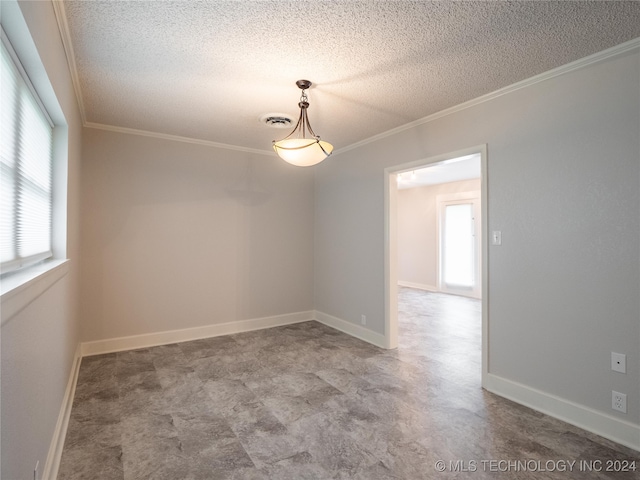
top-left (273, 80), bottom-right (333, 167)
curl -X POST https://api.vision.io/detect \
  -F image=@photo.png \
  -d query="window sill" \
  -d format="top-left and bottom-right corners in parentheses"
top-left (1, 259), bottom-right (70, 325)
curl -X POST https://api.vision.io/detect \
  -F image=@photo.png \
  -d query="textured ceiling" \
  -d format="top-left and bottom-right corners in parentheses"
top-left (60, 1), bottom-right (640, 155)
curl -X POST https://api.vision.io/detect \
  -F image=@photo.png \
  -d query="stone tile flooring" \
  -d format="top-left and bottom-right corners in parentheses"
top-left (58, 288), bottom-right (639, 479)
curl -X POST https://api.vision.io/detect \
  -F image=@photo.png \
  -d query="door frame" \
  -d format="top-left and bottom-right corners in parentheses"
top-left (384, 144), bottom-right (489, 387)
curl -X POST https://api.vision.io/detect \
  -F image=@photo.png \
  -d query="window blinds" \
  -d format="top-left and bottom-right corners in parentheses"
top-left (1, 38), bottom-right (53, 274)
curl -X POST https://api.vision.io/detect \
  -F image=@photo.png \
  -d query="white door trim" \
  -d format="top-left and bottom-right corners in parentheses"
top-left (384, 144), bottom-right (489, 387)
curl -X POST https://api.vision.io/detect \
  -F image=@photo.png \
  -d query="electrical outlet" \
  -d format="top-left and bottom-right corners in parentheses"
top-left (611, 352), bottom-right (626, 373)
top-left (612, 391), bottom-right (627, 413)
top-left (361, 315), bottom-right (366, 325)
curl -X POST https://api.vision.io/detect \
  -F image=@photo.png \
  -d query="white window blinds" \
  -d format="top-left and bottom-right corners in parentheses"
top-left (1, 38), bottom-right (53, 274)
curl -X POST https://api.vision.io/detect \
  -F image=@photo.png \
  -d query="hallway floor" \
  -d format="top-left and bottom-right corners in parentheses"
top-left (58, 288), bottom-right (639, 479)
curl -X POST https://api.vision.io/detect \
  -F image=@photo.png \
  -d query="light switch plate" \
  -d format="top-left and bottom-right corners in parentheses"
top-left (491, 230), bottom-right (502, 246)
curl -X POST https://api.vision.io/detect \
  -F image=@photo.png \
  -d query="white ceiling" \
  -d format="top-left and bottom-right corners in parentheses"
top-left (59, 1), bottom-right (640, 155)
top-left (397, 154), bottom-right (481, 190)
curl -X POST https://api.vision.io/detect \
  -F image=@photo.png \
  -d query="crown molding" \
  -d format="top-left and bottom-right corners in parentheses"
top-left (51, 2), bottom-right (639, 158)
top-left (51, 0), bottom-right (86, 125)
top-left (52, 0), bottom-right (274, 156)
top-left (335, 36), bottom-right (640, 156)
top-left (85, 122), bottom-right (275, 156)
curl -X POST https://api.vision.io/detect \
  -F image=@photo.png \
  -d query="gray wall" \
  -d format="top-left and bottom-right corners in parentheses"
top-left (315, 49), bottom-right (640, 423)
top-left (1, 1), bottom-right (83, 478)
top-left (2, 3), bottom-right (638, 474)
top-left (397, 179), bottom-right (481, 290)
top-left (80, 128), bottom-right (315, 341)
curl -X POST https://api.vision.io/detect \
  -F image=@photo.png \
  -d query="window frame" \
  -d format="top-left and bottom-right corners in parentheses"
top-left (1, 29), bottom-right (55, 275)
top-left (0, 13), bottom-right (69, 321)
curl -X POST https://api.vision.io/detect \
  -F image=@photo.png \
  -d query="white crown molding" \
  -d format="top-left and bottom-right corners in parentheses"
top-left (52, 3), bottom-right (639, 158)
top-left (51, 0), bottom-right (86, 125)
top-left (84, 122), bottom-right (275, 156)
top-left (335, 36), bottom-right (640, 156)
top-left (52, 0), bottom-right (273, 156)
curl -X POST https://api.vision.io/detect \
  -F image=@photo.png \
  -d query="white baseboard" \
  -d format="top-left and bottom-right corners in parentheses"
top-left (80, 311), bottom-right (315, 357)
top-left (397, 281), bottom-right (438, 292)
top-left (42, 344), bottom-right (82, 480)
top-left (484, 373), bottom-right (640, 452)
top-left (314, 310), bottom-right (388, 349)
top-left (46, 312), bottom-right (381, 479)
top-left (47, 315), bottom-right (639, 480)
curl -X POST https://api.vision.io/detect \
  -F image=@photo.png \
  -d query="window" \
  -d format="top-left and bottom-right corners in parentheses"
top-left (443, 203), bottom-right (475, 288)
top-left (1, 37), bottom-right (54, 274)
top-left (437, 191), bottom-right (481, 299)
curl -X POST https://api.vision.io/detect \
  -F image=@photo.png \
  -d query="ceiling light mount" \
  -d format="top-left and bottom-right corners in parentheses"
top-left (295, 79), bottom-right (312, 91)
top-left (273, 79), bottom-right (333, 167)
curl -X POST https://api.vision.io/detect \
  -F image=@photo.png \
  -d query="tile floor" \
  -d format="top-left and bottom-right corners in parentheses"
top-left (58, 288), bottom-right (639, 479)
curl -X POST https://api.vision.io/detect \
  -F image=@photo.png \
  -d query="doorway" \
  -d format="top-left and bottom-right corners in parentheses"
top-left (384, 145), bottom-right (488, 385)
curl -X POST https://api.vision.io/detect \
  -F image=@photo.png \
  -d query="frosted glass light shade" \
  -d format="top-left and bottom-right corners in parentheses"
top-left (273, 138), bottom-right (334, 167)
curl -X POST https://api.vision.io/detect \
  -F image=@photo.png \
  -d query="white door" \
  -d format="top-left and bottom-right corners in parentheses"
top-left (437, 192), bottom-right (481, 298)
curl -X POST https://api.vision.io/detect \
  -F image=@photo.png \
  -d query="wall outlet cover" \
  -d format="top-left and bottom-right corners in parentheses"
top-left (612, 391), bottom-right (627, 414)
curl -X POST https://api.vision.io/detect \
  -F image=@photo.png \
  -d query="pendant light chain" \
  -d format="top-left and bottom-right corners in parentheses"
top-left (299, 88), bottom-right (309, 139)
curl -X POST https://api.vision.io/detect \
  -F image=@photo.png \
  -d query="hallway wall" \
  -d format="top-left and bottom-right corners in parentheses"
top-left (397, 178), bottom-right (481, 291)
top-left (314, 46), bottom-right (640, 445)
